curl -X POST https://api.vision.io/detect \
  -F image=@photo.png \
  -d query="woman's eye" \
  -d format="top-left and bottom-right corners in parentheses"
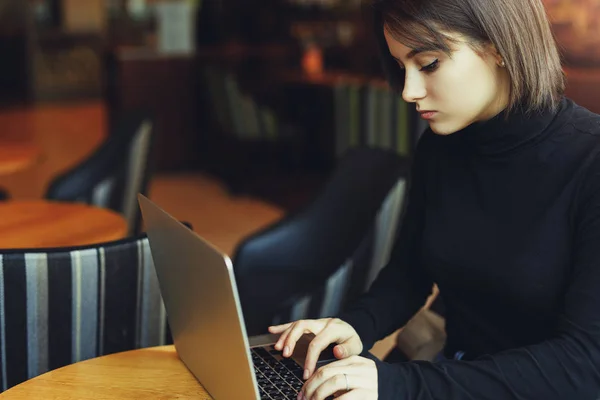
top-left (420, 59), bottom-right (439, 72)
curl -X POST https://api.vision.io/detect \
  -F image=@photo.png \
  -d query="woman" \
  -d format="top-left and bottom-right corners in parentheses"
top-left (268, 0), bottom-right (600, 398)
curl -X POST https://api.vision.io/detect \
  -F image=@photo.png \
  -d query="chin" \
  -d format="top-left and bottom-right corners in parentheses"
top-left (429, 122), bottom-right (459, 136)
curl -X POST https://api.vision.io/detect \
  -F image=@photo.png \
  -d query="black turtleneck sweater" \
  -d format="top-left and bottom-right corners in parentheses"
top-left (340, 97), bottom-right (600, 399)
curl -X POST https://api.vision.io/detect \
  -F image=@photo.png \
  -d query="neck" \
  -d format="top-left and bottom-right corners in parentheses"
top-left (479, 79), bottom-right (511, 122)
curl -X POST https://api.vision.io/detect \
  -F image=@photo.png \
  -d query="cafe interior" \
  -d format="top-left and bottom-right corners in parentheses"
top-left (0, 0), bottom-right (598, 396)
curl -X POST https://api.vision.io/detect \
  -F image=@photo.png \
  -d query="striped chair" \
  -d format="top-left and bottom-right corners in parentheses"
top-left (45, 110), bottom-right (155, 235)
top-left (0, 234), bottom-right (169, 392)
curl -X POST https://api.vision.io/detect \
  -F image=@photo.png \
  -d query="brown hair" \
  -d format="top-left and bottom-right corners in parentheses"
top-left (370, 0), bottom-right (565, 114)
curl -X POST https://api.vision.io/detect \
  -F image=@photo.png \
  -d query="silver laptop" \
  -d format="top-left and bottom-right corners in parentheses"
top-left (138, 194), bottom-right (332, 400)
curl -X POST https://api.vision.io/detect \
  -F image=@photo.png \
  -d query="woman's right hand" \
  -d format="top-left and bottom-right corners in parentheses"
top-left (268, 318), bottom-right (363, 380)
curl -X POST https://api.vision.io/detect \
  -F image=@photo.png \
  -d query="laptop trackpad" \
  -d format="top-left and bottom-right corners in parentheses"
top-left (290, 334), bottom-right (338, 367)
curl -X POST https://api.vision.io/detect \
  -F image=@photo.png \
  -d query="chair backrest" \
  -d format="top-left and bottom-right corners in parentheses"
top-left (277, 176), bottom-right (407, 324)
top-left (0, 234), bottom-right (168, 392)
top-left (45, 110), bottom-right (155, 235)
top-left (232, 147), bottom-right (410, 335)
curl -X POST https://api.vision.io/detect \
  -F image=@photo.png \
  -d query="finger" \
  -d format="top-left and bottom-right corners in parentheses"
top-left (284, 320), bottom-right (320, 358)
top-left (302, 364), bottom-right (362, 399)
top-left (304, 320), bottom-right (349, 377)
top-left (338, 333), bottom-right (363, 358)
top-left (333, 344), bottom-right (346, 359)
top-left (332, 325), bottom-right (363, 361)
top-left (303, 371), bottom-right (345, 400)
top-left (305, 372), bottom-right (370, 400)
top-left (268, 322), bottom-right (293, 334)
top-left (274, 326), bottom-right (292, 351)
top-left (270, 323), bottom-right (293, 351)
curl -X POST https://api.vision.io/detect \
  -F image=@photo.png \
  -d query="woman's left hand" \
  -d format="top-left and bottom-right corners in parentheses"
top-left (299, 355), bottom-right (378, 400)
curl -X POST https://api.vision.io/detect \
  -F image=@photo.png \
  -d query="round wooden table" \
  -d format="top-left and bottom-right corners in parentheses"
top-left (1, 346), bottom-right (210, 399)
top-left (0, 143), bottom-right (42, 175)
top-left (0, 200), bottom-right (128, 248)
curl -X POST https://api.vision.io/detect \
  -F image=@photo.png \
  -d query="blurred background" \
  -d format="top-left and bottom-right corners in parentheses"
top-left (0, 0), bottom-right (420, 252)
top-left (0, 0), bottom-right (599, 392)
top-left (0, 0), bottom-right (597, 260)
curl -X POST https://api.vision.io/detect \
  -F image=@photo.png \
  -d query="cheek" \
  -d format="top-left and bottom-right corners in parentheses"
top-left (426, 63), bottom-right (495, 134)
top-left (438, 60), bottom-right (496, 111)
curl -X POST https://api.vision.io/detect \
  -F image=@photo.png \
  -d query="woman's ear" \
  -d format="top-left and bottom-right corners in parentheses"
top-left (476, 41), bottom-right (505, 68)
top-left (486, 42), bottom-right (505, 67)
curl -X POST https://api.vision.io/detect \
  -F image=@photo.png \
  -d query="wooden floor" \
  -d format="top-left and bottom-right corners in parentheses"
top-left (0, 101), bottom-right (284, 256)
top-left (148, 172), bottom-right (284, 255)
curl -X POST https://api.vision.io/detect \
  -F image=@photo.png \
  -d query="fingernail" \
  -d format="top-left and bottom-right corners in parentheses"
top-left (303, 369), bottom-right (309, 380)
top-left (297, 392), bottom-right (303, 400)
top-left (284, 346), bottom-right (290, 357)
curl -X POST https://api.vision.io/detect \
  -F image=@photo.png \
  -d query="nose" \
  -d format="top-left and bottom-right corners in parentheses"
top-left (402, 70), bottom-right (426, 103)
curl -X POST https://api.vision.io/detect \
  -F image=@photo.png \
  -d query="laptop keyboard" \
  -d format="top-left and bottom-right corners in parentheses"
top-left (252, 346), bottom-right (305, 400)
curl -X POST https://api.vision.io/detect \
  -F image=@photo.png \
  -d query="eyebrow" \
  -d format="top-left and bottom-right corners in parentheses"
top-left (390, 48), bottom-right (434, 63)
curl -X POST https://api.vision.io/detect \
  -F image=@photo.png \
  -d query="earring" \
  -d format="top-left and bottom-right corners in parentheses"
top-left (499, 60), bottom-right (506, 67)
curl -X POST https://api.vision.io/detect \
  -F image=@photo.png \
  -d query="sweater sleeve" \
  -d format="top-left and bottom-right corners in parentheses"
top-left (374, 154), bottom-right (600, 399)
top-left (339, 131), bottom-right (435, 351)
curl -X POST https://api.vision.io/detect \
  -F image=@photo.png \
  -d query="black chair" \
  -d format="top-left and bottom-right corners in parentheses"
top-left (233, 147), bottom-right (410, 336)
top-left (45, 109), bottom-right (156, 235)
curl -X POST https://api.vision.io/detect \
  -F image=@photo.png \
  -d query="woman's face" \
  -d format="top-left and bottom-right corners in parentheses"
top-left (384, 28), bottom-right (510, 135)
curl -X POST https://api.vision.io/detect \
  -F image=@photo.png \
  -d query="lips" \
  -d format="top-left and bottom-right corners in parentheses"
top-left (419, 110), bottom-right (437, 120)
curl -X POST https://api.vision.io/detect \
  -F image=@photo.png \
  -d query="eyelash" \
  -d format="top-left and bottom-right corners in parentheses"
top-left (420, 59), bottom-right (439, 72)
top-left (396, 59), bottom-right (440, 73)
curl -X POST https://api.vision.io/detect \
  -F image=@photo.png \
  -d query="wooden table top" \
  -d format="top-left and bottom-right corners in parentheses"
top-left (1, 346), bottom-right (211, 399)
top-left (0, 143), bottom-right (41, 175)
top-left (0, 200), bottom-right (128, 249)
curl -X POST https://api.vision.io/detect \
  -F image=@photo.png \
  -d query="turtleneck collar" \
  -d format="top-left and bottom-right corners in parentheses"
top-left (439, 97), bottom-right (569, 156)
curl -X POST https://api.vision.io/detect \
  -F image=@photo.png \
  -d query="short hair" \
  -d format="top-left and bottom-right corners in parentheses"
top-left (370, 0), bottom-right (565, 114)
